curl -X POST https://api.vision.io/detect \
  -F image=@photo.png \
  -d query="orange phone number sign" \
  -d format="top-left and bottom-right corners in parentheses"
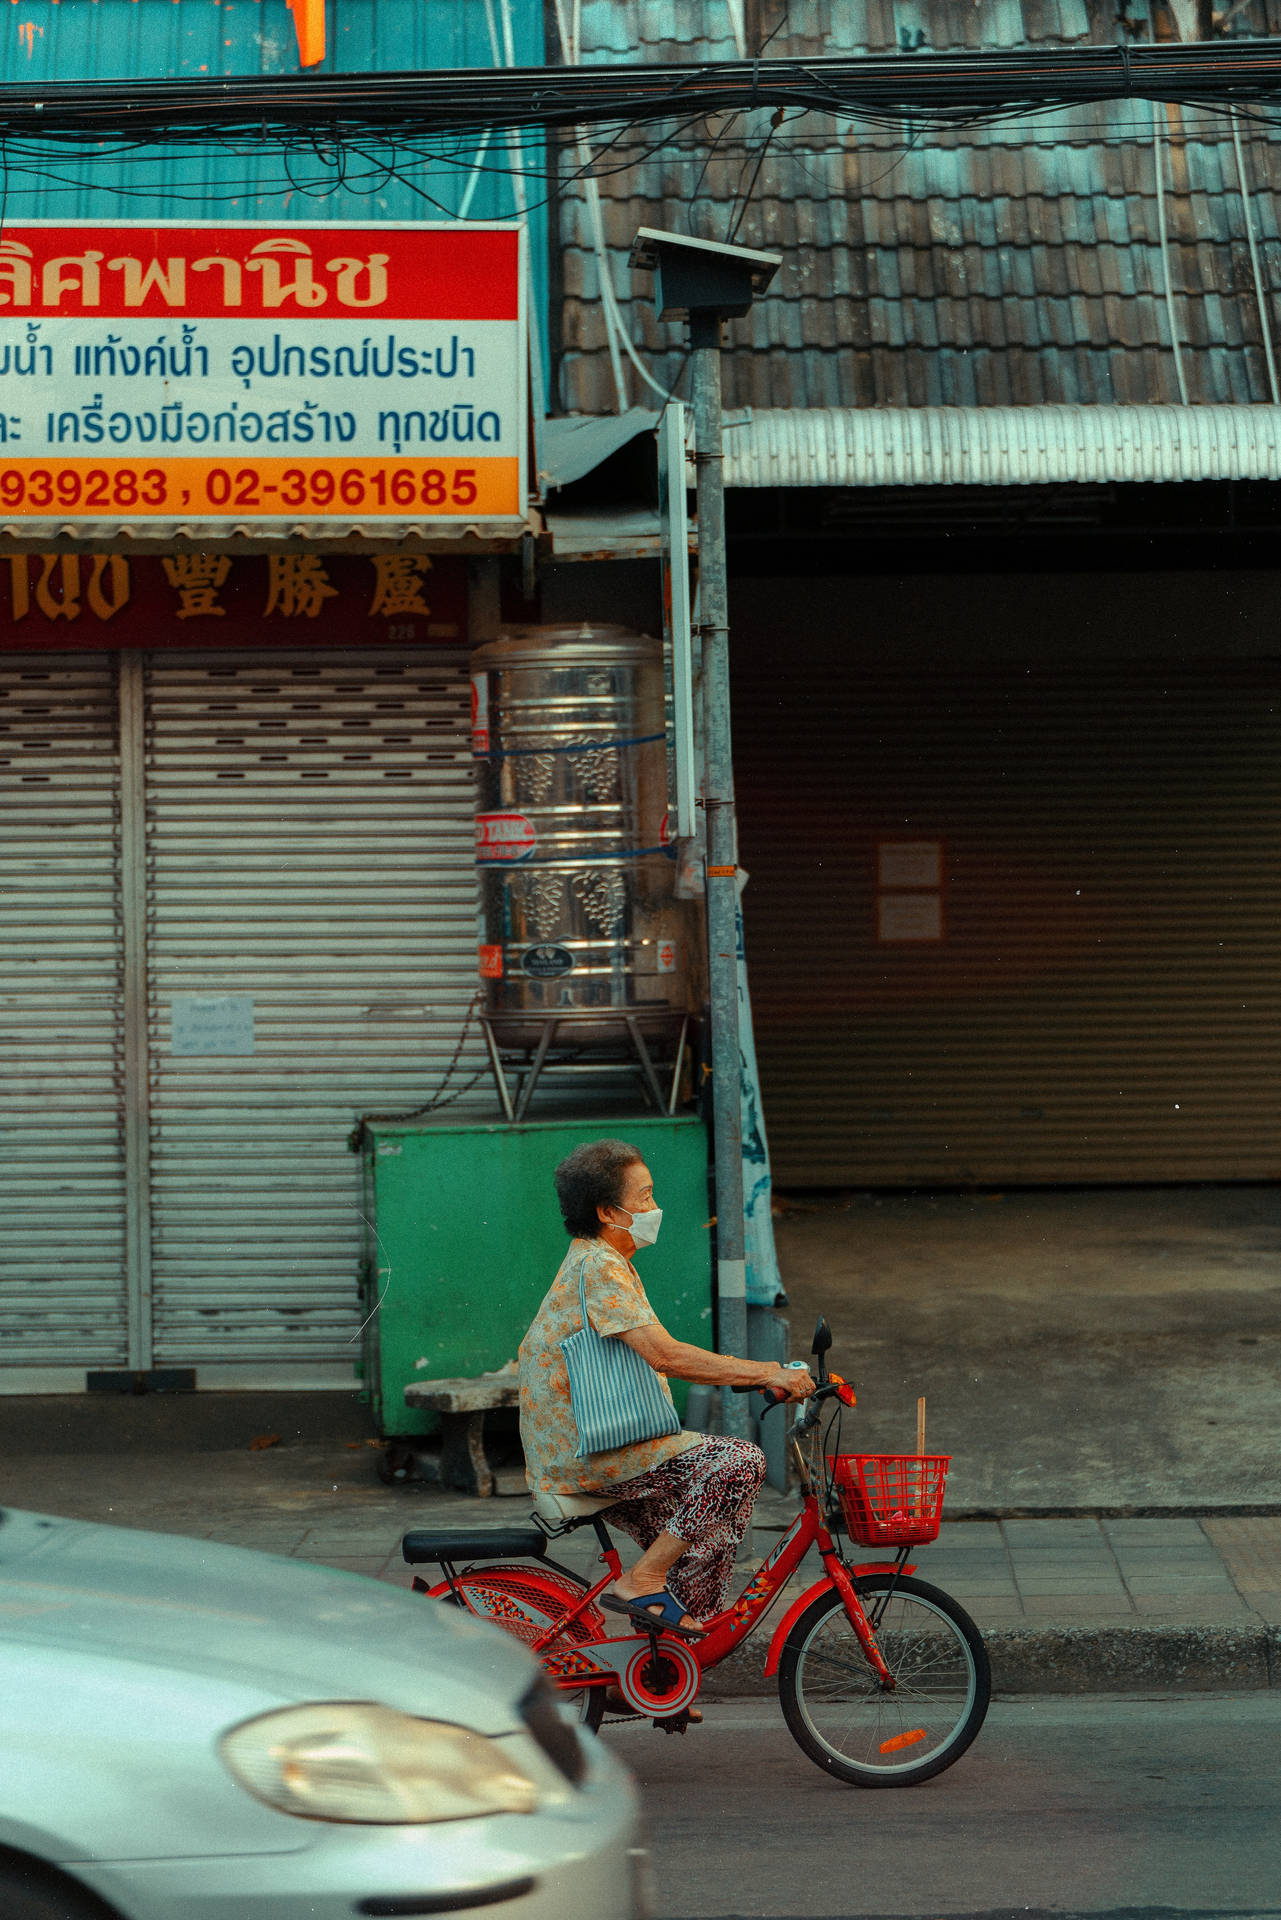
top-left (0, 220), bottom-right (527, 534)
top-left (0, 459), bottom-right (515, 517)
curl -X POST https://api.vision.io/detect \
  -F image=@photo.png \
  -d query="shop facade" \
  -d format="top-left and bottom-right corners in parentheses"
top-left (0, 553), bottom-right (500, 1387)
top-left (729, 553), bottom-right (1281, 1189)
top-left (542, 406), bottom-right (1281, 1192)
top-left (0, 192), bottom-right (539, 1394)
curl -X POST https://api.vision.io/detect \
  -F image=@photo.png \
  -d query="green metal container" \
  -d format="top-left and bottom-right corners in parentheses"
top-left (358, 1113), bottom-right (712, 1438)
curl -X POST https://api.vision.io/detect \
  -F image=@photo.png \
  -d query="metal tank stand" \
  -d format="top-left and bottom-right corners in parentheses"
top-left (480, 1010), bottom-right (691, 1123)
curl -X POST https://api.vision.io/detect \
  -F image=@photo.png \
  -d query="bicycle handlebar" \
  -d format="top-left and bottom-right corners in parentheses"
top-left (725, 1328), bottom-right (854, 1420)
top-left (729, 1381), bottom-right (798, 1407)
top-left (729, 1384), bottom-right (790, 1414)
top-left (729, 1376), bottom-right (853, 1416)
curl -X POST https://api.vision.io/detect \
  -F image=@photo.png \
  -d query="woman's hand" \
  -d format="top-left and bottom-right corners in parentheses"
top-left (760, 1362), bottom-right (816, 1402)
top-left (620, 1323), bottom-right (817, 1399)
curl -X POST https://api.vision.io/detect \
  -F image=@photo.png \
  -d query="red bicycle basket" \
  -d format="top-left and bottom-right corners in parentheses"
top-left (828, 1453), bottom-right (951, 1546)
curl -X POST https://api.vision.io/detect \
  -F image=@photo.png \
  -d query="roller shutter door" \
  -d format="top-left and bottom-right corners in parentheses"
top-left (0, 655), bottom-right (127, 1366)
top-left (145, 649), bottom-right (486, 1378)
top-left (732, 570), bottom-right (1281, 1188)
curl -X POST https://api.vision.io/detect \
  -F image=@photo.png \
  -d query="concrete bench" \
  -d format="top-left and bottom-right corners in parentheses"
top-left (402, 1368), bottom-right (520, 1498)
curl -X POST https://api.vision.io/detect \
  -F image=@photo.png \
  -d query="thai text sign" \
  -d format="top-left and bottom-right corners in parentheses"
top-left (0, 222), bottom-right (527, 533)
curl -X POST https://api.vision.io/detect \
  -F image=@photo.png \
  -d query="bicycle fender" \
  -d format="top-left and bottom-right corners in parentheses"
top-left (761, 1563), bottom-right (917, 1677)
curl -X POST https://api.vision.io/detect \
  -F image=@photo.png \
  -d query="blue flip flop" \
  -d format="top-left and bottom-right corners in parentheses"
top-left (600, 1588), bottom-right (707, 1640)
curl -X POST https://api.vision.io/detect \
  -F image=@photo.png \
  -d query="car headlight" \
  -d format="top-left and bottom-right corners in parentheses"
top-left (219, 1703), bottom-right (540, 1824)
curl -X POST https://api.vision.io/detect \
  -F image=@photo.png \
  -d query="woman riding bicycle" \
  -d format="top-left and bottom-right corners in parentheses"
top-left (517, 1137), bottom-right (814, 1640)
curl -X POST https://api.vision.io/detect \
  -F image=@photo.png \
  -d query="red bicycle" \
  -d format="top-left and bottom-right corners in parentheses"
top-left (403, 1319), bottom-right (991, 1787)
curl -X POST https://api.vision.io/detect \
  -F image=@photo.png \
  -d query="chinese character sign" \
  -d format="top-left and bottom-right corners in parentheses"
top-left (0, 223), bottom-right (527, 533)
top-left (0, 553), bottom-right (466, 647)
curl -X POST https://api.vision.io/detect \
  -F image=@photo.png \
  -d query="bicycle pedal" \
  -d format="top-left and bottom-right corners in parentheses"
top-left (652, 1711), bottom-right (691, 1735)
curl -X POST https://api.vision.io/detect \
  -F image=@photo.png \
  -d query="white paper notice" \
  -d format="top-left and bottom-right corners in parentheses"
top-left (171, 993), bottom-right (255, 1056)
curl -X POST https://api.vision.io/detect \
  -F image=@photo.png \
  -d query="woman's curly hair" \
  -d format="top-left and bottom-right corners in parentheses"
top-left (553, 1138), bottom-right (643, 1238)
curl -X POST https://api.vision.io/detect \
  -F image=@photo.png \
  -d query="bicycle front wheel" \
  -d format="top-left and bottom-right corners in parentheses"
top-left (778, 1573), bottom-right (990, 1787)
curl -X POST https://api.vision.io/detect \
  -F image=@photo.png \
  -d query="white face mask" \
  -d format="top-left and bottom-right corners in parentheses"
top-left (622, 1205), bottom-right (663, 1248)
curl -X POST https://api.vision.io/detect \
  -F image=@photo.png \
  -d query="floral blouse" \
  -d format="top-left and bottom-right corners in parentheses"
top-left (518, 1236), bottom-right (700, 1493)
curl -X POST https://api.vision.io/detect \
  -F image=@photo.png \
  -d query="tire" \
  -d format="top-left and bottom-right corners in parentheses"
top-left (778, 1573), bottom-right (990, 1787)
top-left (443, 1569), bottom-right (606, 1734)
top-left (0, 1855), bottom-right (120, 1919)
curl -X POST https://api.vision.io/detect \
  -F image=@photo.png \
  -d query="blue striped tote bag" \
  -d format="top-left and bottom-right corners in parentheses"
top-left (560, 1257), bottom-right (681, 1458)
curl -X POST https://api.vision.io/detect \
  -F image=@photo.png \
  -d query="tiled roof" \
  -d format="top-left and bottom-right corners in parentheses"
top-left (554, 0), bottom-right (1281, 414)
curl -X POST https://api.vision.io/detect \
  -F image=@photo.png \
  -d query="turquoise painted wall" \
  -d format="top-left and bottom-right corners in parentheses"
top-left (0, 0), bottom-right (548, 381)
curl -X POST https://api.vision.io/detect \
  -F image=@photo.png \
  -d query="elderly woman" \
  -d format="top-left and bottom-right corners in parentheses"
top-left (518, 1137), bottom-right (813, 1640)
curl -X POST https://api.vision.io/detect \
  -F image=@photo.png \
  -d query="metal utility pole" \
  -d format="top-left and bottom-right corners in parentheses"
top-left (688, 311), bottom-right (748, 1429)
top-left (629, 229), bottom-right (780, 1438)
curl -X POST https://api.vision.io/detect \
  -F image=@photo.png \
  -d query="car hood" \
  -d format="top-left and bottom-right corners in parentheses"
top-left (0, 1507), bottom-right (536, 1731)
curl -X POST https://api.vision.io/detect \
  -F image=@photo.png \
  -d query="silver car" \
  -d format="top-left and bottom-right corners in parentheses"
top-left (0, 1507), bottom-right (645, 1920)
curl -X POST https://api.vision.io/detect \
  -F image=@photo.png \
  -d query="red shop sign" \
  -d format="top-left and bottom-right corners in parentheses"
top-left (0, 552), bottom-right (467, 649)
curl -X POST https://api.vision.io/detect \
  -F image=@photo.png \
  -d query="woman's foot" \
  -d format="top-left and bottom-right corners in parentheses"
top-left (604, 1581), bottom-right (705, 1637)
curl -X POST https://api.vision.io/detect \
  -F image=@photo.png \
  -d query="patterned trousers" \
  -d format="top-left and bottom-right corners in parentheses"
top-left (602, 1436), bottom-right (766, 1618)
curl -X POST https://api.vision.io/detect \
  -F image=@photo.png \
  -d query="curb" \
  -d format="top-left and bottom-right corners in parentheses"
top-left (947, 1504), bottom-right (1281, 1521)
top-left (752, 1502), bottom-right (1281, 1531)
top-left (982, 1622), bottom-right (1281, 1692)
top-left (698, 1621), bottom-right (1281, 1698)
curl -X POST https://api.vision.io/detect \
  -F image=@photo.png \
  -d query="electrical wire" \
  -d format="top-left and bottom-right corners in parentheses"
top-left (0, 107), bottom-right (720, 216)
top-left (1151, 100), bottom-right (1191, 406)
top-left (685, 109), bottom-right (745, 207)
top-left (577, 129), bottom-right (631, 410)
top-left (0, 92), bottom-right (1256, 203)
top-left (1229, 107), bottom-right (1280, 400)
top-left (552, 0), bottom-right (676, 411)
top-left (0, 75), bottom-right (1275, 244)
top-left (491, 0), bottom-right (552, 422)
top-left (725, 105), bottom-right (786, 243)
top-left (9, 40), bottom-right (1281, 148)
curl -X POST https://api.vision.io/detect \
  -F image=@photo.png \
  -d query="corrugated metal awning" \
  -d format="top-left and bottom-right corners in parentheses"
top-left (542, 405), bottom-right (1281, 524)
top-left (721, 406), bottom-right (1281, 489)
top-left (540, 409), bottom-right (659, 490)
top-left (0, 520), bottom-right (534, 555)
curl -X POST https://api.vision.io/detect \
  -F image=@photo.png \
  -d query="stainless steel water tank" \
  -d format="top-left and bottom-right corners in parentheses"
top-left (472, 623), bottom-right (696, 1046)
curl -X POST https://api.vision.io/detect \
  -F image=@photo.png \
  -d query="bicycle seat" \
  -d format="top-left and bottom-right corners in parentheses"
top-left (531, 1490), bottom-right (615, 1524)
top-left (401, 1527), bottom-right (549, 1565)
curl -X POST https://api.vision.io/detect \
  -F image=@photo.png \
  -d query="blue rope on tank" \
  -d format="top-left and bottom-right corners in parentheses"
top-left (482, 732), bottom-right (666, 759)
top-left (477, 843), bottom-right (674, 866)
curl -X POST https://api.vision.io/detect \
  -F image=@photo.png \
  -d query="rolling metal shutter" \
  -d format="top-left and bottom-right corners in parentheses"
top-left (144, 649), bottom-right (487, 1381)
top-left (0, 654), bottom-right (127, 1368)
top-left (732, 571), bottom-right (1281, 1188)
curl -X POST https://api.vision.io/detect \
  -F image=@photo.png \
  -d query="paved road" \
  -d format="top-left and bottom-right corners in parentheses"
top-left (604, 1695), bottom-right (1281, 1920)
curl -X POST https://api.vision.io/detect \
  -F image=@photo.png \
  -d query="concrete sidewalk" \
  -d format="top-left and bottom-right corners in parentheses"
top-left (4, 1429), bottom-right (1280, 1694)
top-left (772, 1185), bottom-right (1281, 1513)
top-left (4, 1186), bottom-right (1281, 1693)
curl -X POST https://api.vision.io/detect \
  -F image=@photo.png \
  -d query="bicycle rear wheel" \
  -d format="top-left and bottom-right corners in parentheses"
top-left (439, 1567), bottom-right (607, 1734)
top-left (778, 1573), bottom-right (990, 1786)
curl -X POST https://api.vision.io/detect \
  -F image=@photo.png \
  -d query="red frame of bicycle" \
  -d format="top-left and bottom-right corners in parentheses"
top-left (513, 1485), bottom-right (910, 1689)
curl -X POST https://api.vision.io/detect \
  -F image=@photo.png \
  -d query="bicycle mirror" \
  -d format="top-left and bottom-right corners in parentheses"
top-left (811, 1317), bottom-right (831, 1382)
